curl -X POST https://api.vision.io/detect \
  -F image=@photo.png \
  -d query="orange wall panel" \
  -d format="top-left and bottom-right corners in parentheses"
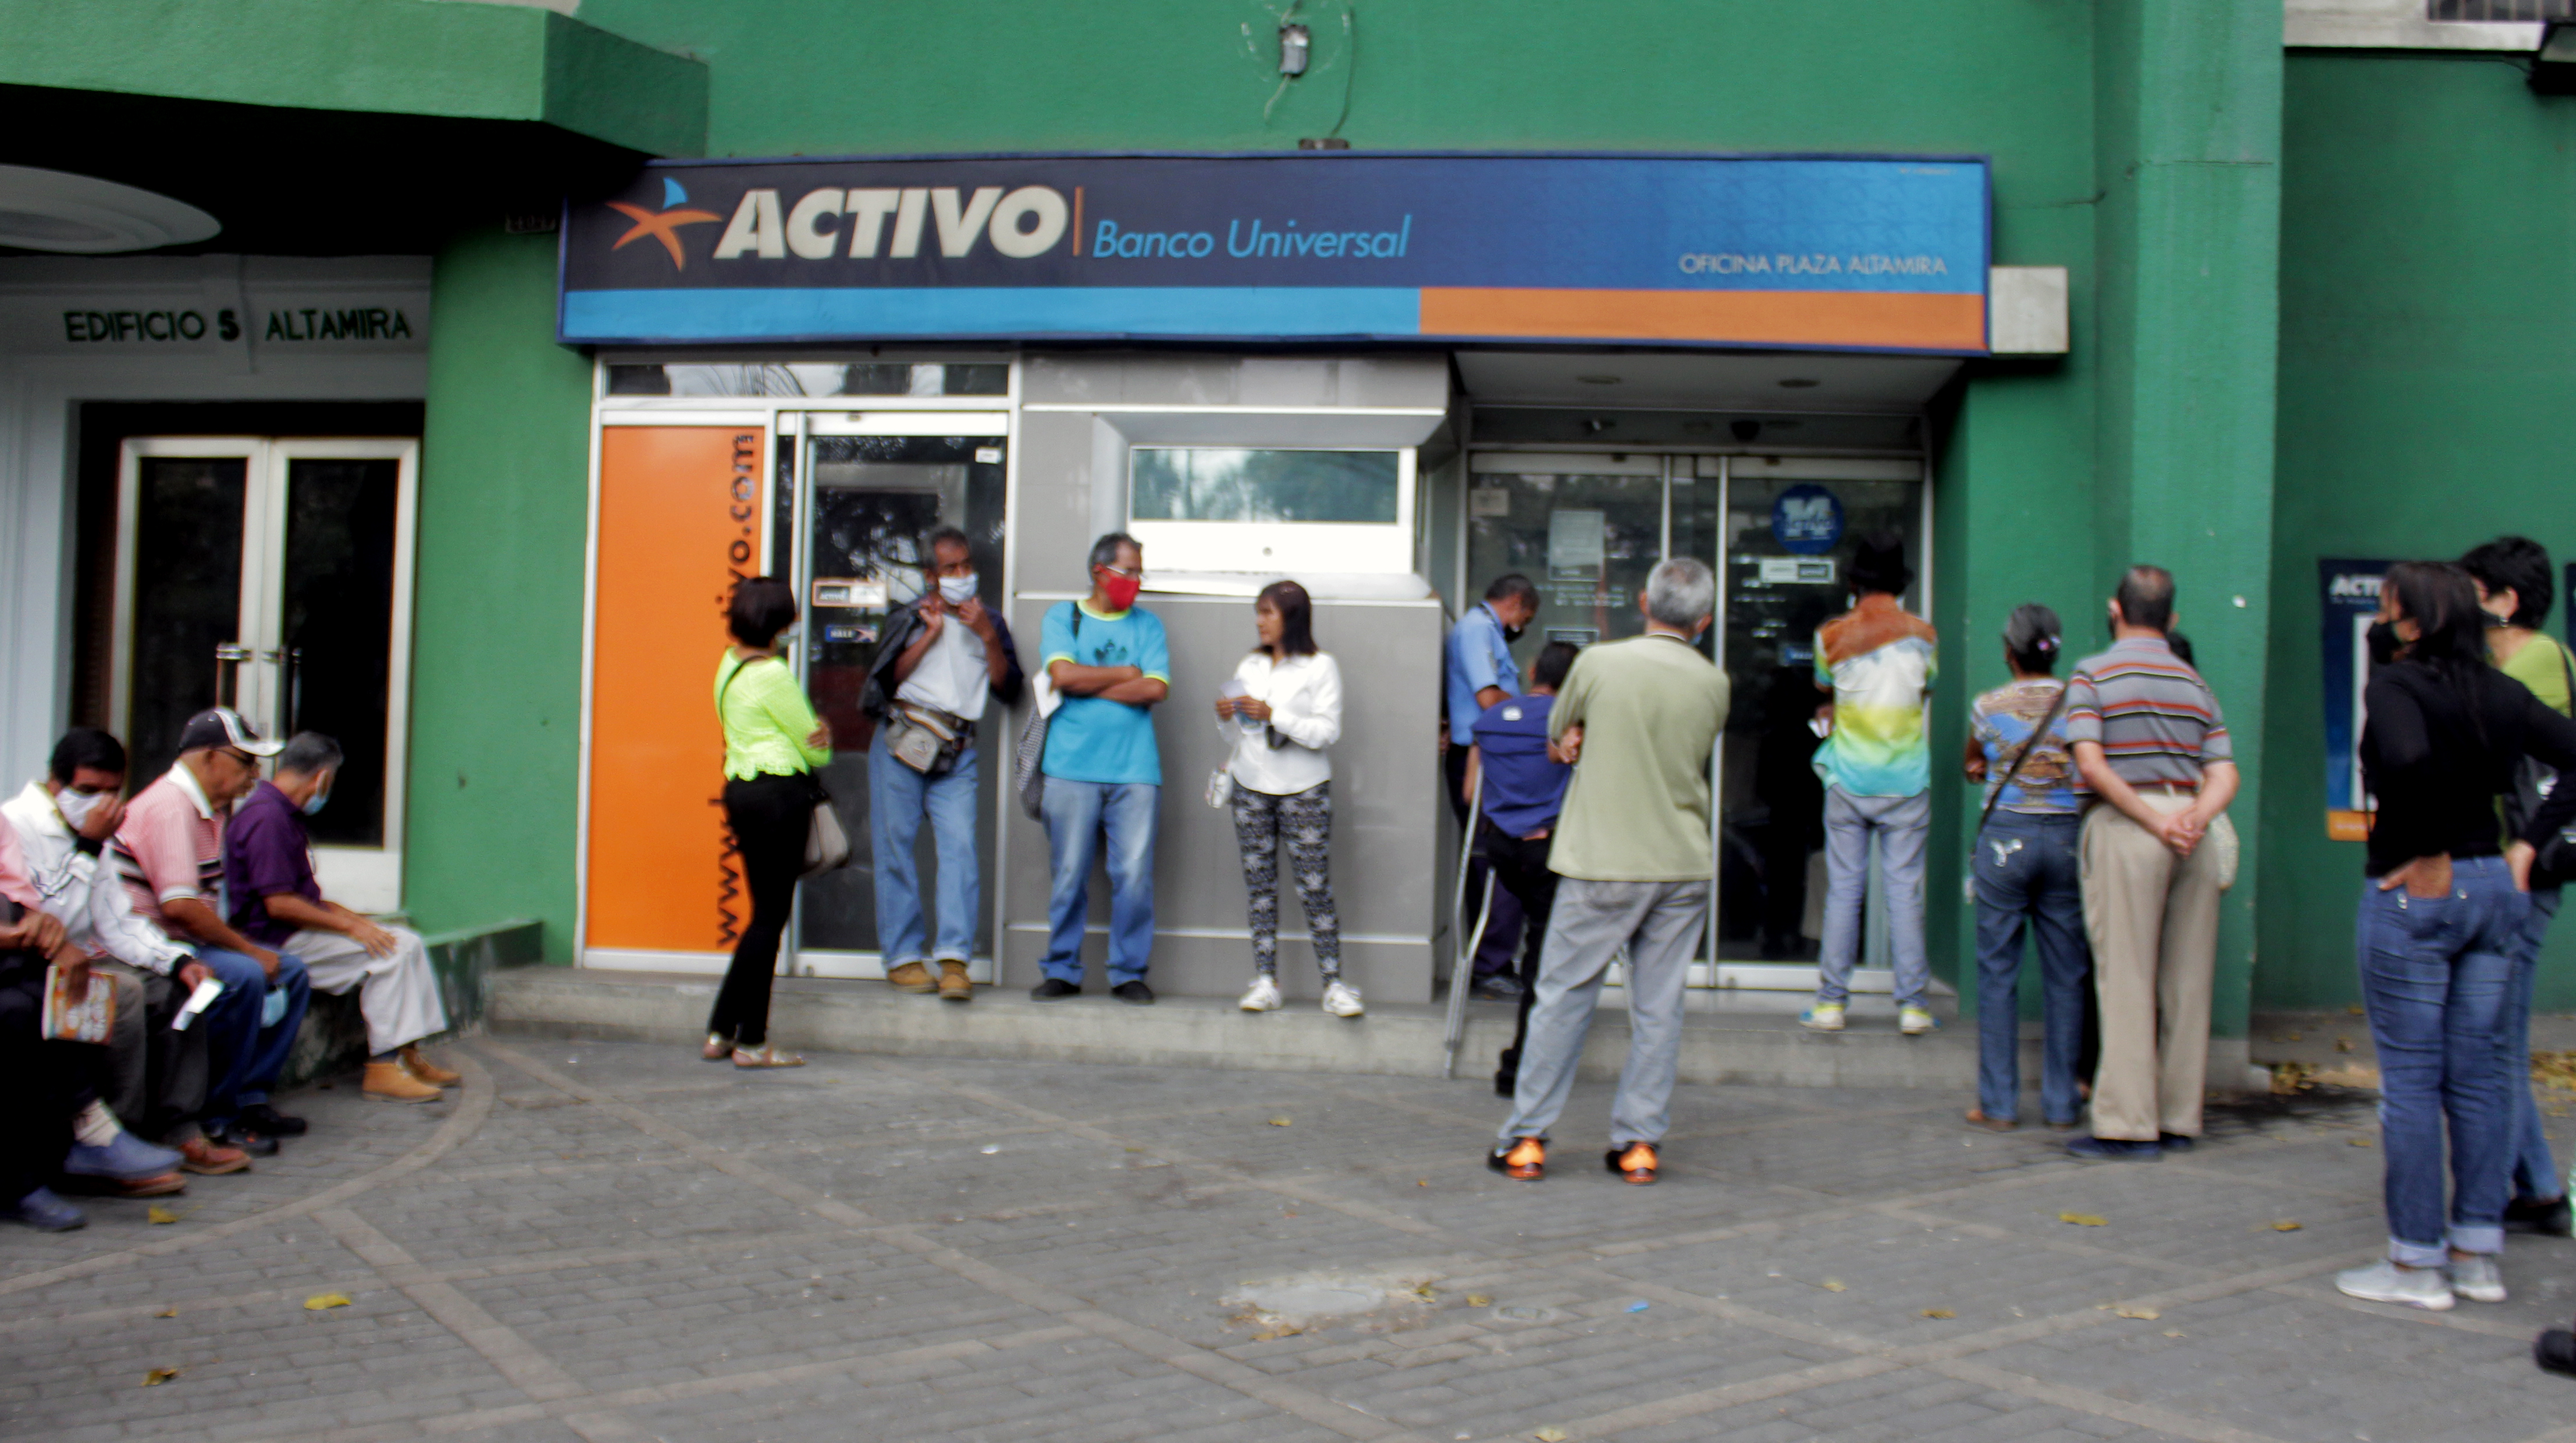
top-left (585, 426), bottom-right (763, 954)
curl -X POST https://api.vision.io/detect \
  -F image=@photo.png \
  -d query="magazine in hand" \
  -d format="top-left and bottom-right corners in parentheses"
top-left (40, 964), bottom-right (113, 1043)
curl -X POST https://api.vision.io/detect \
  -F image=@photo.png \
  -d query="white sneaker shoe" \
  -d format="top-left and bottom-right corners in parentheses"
top-left (2335, 1258), bottom-right (2455, 1311)
top-left (2450, 1253), bottom-right (2507, 1303)
top-left (1237, 975), bottom-right (1283, 1012)
top-left (1321, 980), bottom-right (1365, 1018)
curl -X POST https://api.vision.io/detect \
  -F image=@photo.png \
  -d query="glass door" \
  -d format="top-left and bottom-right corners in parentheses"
top-left (786, 411), bottom-right (1009, 979)
top-left (113, 438), bottom-right (418, 912)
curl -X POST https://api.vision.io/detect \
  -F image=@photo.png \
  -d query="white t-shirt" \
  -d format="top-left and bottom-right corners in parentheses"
top-left (1223, 651), bottom-right (1343, 795)
top-left (895, 615), bottom-right (990, 721)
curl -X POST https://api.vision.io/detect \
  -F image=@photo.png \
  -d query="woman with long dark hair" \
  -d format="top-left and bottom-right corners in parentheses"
top-left (2336, 561), bottom-right (2576, 1310)
top-left (1214, 580), bottom-right (1358, 1017)
top-left (705, 577), bottom-right (831, 1068)
top-left (1961, 603), bottom-right (2090, 1132)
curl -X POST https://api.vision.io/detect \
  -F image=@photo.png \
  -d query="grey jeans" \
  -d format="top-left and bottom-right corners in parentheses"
top-left (1814, 786), bottom-right (1932, 1008)
top-left (1497, 877), bottom-right (1711, 1148)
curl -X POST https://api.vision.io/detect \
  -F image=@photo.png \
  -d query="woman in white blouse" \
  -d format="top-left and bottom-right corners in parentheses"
top-left (1212, 581), bottom-right (1358, 1017)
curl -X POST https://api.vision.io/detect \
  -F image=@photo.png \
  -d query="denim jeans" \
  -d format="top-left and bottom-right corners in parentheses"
top-left (200, 947), bottom-right (309, 1129)
top-left (2357, 856), bottom-right (2530, 1266)
top-left (1815, 787), bottom-right (1931, 1008)
top-left (1039, 778), bottom-right (1158, 986)
top-left (869, 732), bottom-right (983, 966)
top-left (1972, 811), bottom-right (2090, 1126)
top-left (2502, 886), bottom-right (2564, 1202)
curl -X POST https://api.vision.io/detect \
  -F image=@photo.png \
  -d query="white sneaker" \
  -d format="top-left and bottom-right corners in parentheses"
top-left (1237, 975), bottom-right (1283, 1012)
top-left (1321, 980), bottom-right (1365, 1018)
top-left (2335, 1258), bottom-right (2455, 1311)
top-left (2450, 1253), bottom-right (2507, 1303)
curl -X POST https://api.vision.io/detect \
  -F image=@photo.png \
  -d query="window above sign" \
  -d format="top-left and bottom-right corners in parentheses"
top-left (1127, 446), bottom-right (1414, 577)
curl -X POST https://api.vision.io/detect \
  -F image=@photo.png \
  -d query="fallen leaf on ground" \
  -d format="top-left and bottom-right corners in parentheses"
top-left (2335, 1038), bottom-right (2355, 1053)
top-left (2059, 1212), bottom-right (2108, 1227)
top-left (2350, 1136), bottom-right (2374, 1148)
top-left (2348, 1004), bottom-right (2365, 1015)
top-left (2163, 1329), bottom-right (2185, 1338)
top-left (1920, 1308), bottom-right (1955, 1319)
top-left (141, 1367), bottom-right (180, 1387)
top-left (1250, 1325), bottom-right (1302, 1342)
top-left (1414, 1283), bottom-right (1438, 1300)
top-left (2271, 1061), bottom-right (2314, 1095)
top-left (1820, 1278), bottom-right (1848, 1292)
top-left (2280, 1032), bottom-right (2303, 1043)
top-left (1535, 1429), bottom-right (1569, 1443)
top-left (2532, 1051), bottom-right (2576, 1093)
top-left (1417, 1179), bottom-right (1428, 1186)
top-left (1267, 1117), bottom-right (1291, 1127)
top-left (153, 1307), bottom-right (176, 1319)
top-left (2271, 1220), bottom-right (2302, 1232)
top-left (1467, 1294), bottom-right (1492, 1307)
top-left (145, 1206), bottom-right (179, 1225)
top-left (304, 1293), bottom-right (351, 1312)
top-left (2112, 1305), bottom-right (2161, 1320)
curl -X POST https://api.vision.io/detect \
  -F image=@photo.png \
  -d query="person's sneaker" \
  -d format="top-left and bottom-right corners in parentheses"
top-left (399, 1049), bottom-right (460, 1088)
top-left (887, 961), bottom-right (937, 994)
top-left (177, 1137), bottom-right (249, 1176)
top-left (2336, 1258), bottom-right (2454, 1311)
top-left (1470, 973), bottom-right (1523, 1002)
top-left (1606, 1140), bottom-right (1660, 1185)
top-left (1899, 1005), bottom-right (1935, 1036)
top-left (2505, 1195), bottom-right (2574, 1237)
top-left (208, 1123), bottom-right (280, 1157)
top-left (363, 1060), bottom-right (444, 1103)
top-left (1112, 980), bottom-right (1156, 1006)
top-left (937, 961), bottom-right (973, 1003)
top-left (2158, 1133), bottom-right (2197, 1153)
top-left (63, 1132), bottom-right (184, 1182)
top-left (1237, 975), bottom-right (1283, 1012)
top-left (2, 1186), bottom-right (84, 1232)
top-left (2066, 1135), bottom-right (2164, 1161)
top-left (1321, 981), bottom-right (1365, 1018)
top-left (1029, 979), bottom-right (1081, 1002)
top-left (1800, 1003), bottom-right (1846, 1033)
top-left (2450, 1253), bottom-right (2508, 1303)
top-left (1488, 1136), bottom-right (1545, 1181)
top-left (239, 1103), bottom-right (308, 1136)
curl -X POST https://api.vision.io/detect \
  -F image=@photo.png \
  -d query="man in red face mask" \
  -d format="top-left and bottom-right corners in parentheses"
top-left (1031, 534), bottom-right (1170, 1004)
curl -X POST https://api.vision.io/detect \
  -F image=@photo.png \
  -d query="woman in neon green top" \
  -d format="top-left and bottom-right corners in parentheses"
top-left (706, 576), bottom-right (832, 1069)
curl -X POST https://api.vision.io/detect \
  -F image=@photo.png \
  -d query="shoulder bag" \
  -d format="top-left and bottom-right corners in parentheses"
top-left (1013, 605), bottom-right (1079, 819)
top-left (718, 655), bottom-right (852, 879)
top-left (1977, 681), bottom-right (2075, 833)
top-left (2506, 639), bottom-right (2576, 890)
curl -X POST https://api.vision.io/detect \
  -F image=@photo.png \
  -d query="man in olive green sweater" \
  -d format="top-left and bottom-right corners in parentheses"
top-left (1489, 557), bottom-right (1730, 1187)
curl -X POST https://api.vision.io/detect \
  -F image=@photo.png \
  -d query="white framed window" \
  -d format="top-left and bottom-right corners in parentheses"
top-left (1126, 445), bottom-right (1415, 575)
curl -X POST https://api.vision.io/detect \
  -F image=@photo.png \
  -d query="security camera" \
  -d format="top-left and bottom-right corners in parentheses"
top-left (1731, 420), bottom-right (1762, 442)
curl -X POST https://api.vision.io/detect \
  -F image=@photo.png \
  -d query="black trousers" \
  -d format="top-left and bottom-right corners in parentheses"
top-left (709, 773), bottom-right (813, 1049)
top-left (0, 954), bottom-right (99, 1203)
top-left (1446, 746), bottom-right (1524, 978)
top-left (1481, 824), bottom-right (1561, 1081)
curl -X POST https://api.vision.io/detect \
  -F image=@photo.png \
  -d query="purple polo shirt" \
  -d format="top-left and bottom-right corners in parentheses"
top-left (224, 780), bottom-right (322, 947)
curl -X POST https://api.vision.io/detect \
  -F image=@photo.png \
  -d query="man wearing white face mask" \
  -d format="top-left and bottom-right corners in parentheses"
top-left (860, 526), bottom-right (1025, 1001)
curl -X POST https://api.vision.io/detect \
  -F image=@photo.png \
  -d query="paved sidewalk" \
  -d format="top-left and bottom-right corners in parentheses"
top-left (5, 1039), bottom-right (2574, 1443)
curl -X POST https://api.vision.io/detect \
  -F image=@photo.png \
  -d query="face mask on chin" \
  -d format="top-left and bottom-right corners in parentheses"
top-left (52, 789), bottom-right (108, 830)
top-left (2365, 619), bottom-right (2406, 668)
top-left (938, 573), bottom-right (978, 606)
top-left (301, 785), bottom-right (332, 818)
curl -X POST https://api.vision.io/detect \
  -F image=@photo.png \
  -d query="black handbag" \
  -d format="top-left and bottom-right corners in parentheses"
top-left (2506, 640), bottom-right (2576, 890)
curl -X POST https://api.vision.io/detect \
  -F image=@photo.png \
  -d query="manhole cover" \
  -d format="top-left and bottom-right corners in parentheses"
top-left (1492, 1305), bottom-right (1560, 1324)
top-left (1240, 1284), bottom-right (1380, 1317)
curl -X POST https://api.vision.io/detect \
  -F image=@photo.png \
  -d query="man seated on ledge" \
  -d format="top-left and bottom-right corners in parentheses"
top-left (223, 732), bottom-right (457, 1104)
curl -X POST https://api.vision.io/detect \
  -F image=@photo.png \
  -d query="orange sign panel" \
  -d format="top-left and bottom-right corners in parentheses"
top-left (586, 426), bottom-right (763, 954)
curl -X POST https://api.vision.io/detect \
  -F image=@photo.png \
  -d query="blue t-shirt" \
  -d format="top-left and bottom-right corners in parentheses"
top-left (1471, 693), bottom-right (1570, 836)
top-left (1040, 600), bottom-right (1170, 786)
top-left (1445, 603), bottom-right (1520, 744)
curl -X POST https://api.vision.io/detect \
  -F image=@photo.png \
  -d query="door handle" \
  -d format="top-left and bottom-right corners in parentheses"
top-left (213, 642), bottom-right (252, 709)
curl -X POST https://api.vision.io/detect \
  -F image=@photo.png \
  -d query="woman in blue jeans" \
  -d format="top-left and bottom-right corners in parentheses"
top-left (2336, 562), bottom-right (2576, 1311)
top-left (1961, 604), bottom-right (2090, 1132)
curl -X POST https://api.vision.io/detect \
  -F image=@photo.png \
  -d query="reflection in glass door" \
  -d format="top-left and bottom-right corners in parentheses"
top-left (113, 438), bottom-right (418, 911)
top-left (788, 415), bottom-right (1008, 979)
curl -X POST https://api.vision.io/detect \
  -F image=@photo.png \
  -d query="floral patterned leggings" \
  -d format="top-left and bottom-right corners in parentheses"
top-left (1230, 782), bottom-right (1342, 980)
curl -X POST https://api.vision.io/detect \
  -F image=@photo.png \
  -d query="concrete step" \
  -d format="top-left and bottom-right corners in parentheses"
top-left (487, 966), bottom-right (1989, 1090)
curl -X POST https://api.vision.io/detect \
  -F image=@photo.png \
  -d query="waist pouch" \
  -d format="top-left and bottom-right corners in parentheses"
top-left (887, 703), bottom-right (973, 776)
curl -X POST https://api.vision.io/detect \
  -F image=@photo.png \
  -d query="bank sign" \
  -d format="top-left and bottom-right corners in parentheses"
top-left (558, 152), bottom-right (1990, 353)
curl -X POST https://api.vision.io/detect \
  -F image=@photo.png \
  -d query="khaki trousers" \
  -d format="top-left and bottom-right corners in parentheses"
top-left (2080, 794), bottom-right (2226, 1142)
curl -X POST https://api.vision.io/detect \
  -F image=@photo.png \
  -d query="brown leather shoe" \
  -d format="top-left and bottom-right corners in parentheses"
top-left (364, 1060), bottom-right (444, 1103)
top-left (113, 1172), bottom-right (187, 1199)
top-left (177, 1136), bottom-right (249, 1175)
top-left (938, 961), bottom-right (972, 1002)
top-left (887, 961), bottom-right (936, 993)
top-left (400, 1046), bottom-right (461, 1087)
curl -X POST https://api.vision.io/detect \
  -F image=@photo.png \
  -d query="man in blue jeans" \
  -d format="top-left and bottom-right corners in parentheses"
top-left (862, 527), bottom-right (1024, 1003)
top-left (1033, 533), bottom-right (1168, 1004)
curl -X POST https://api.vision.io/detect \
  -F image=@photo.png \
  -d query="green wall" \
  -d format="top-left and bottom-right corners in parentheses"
top-left (403, 228), bottom-right (595, 959)
top-left (2264, 51), bottom-right (2576, 1010)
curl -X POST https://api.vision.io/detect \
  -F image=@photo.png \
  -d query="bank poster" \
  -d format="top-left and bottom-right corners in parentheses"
top-left (2320, 559), bottom-right (2389, 842)
top-left (560, 152), bottom-right (1991, 354)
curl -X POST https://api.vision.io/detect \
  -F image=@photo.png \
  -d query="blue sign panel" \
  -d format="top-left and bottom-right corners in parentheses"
top-left (558, 151), bottom-right (1990, 353)
top-left (1772, 484), bottom-right (1846, 555)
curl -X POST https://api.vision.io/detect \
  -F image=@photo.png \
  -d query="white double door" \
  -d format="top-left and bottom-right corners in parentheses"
top-left (112, 436), bottom-right (419, 911)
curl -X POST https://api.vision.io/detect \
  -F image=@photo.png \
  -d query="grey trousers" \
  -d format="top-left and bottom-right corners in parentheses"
top-left (1497, 877), bottom-right (1710, 1148)
top-left (100, 959), bottom-right (208, 1144)
top-left (1814, 786), bottom-right (1933, 1008)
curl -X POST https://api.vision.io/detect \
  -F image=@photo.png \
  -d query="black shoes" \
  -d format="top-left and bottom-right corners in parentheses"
top-left (2538, 1327), bottom-right (2576, 1377)
top-left (2157, 1133), bottom-right (2197, 1154)
top-left (210, 1124), bottom-right (282, 1157)
top-left (240, 1104), bottom-right (308, 1138)
top-left (1029, 979), bottom-right (1081, 1002)
top-left (2507, 1195), bottom-right (2575, 1237)
top-left (1112, 980), bottom-right (1156, 1006)
top-left (2065, 1135), bottom-right (2162, 1161)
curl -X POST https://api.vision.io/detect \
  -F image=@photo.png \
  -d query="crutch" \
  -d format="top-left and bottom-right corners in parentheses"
top-left (1442, 767), bottom-right (1496, 1079)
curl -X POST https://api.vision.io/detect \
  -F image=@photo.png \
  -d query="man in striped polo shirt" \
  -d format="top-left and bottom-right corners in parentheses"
top-left (2062, 566), bottom-right (2239, 1161)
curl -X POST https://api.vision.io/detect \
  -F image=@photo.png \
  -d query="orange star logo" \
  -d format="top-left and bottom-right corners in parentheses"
top-left (607, 200), bottom-right (722, 269)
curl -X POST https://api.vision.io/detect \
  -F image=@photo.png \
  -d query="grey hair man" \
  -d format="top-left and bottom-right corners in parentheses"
top-left (222, 733), bottom-right (457, 1104)
top-left (1489, 557), bottom-right (1731, 1186)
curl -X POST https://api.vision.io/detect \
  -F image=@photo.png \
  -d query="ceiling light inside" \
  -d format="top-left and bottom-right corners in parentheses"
top-left (0, 166), bottom-right (219, 253)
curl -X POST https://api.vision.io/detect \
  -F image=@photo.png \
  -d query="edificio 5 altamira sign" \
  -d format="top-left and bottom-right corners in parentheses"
top-left (558, 152), bottom-right (1991, 354)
